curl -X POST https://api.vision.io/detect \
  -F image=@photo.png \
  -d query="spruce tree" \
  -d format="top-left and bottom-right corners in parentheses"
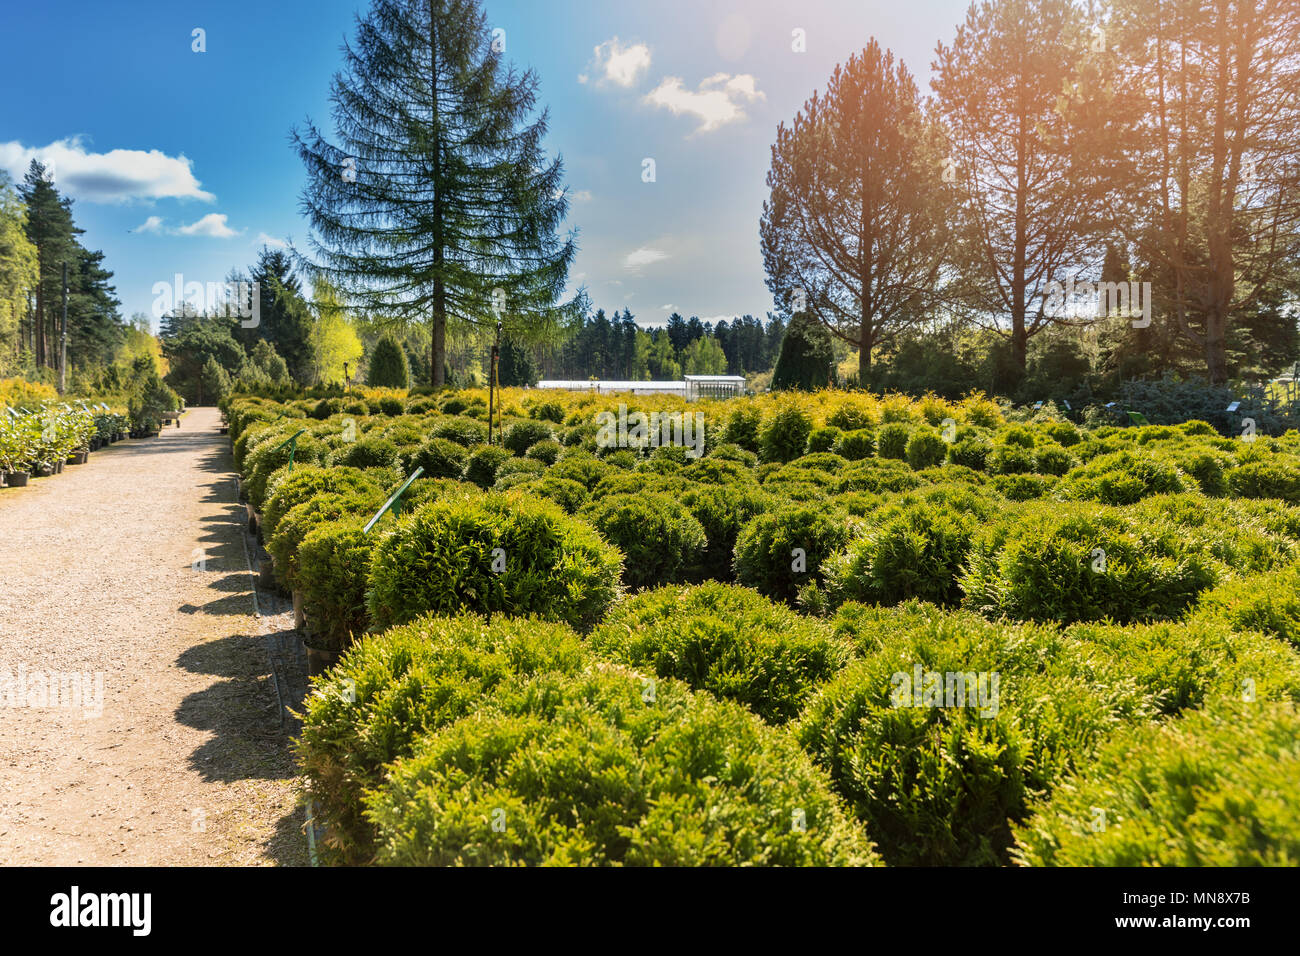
top-left (294, 0), bottom-right (577, 387)
top-left (771, 312), bottom-right (837, 391)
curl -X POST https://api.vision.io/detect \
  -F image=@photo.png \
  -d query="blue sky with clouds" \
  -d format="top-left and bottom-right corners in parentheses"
top-left (0, 0), bottom-right (973, 328)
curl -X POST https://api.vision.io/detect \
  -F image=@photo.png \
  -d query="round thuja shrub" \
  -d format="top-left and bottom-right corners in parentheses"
top-left (1032, 444), bottom-right (1076, 476)
top-left (376, 396), bottom-right (404, 416)
top-left (262, 466), bottom-right (381, 540)
top-left (992, 473), bottom-right (1057, 501)
top-left (797, 603), bottom-right (1152, 866)
top-left (876, 422), bottom-right (910, 460)
top-left (267, 490), bottom-right (384, 591)
top-left (366, 493), bottom-right (623, 631)
top-left (708, 442), bottom-right (758, 467)
top-left (835, 458), bottom-right (922, 494)
top-left (1175, 450), bottom-right (1229, 496)
top-left (365, 667), bottom-right (879, 866)
top-left (1012, 702), bottom-right (1300, 866)
top-left (823, 496), bottom-right (988, 608)
top-left (1226, 458), bottom-right (1300, 504)
top-left (580, 492), bottom-right (707, 589)
top-left (330, 433), bottom-right (401, 472)
top-left (503, 419), bottom-right (554, 456)
top-left (826, 401), bottom-right (874, 431)
top-left (947, 436), bottom-right (992, 471)
top-left (464, 444), bottom-right (512, 488)
top-left (806, 426), bottom-right (842, 454)
top-left (832, 428), bottom-right (875, 461)
top-left (510, 476), bottom-right (589, 514)
top-left (1192, 565), bottom-right (1300, 648)
top-left (296, 516), bottom-right (376, 653)
top-left (987, 443), bottom-right (1036, 475)
top-left (905, 427), bottom-right (947, 471)
top-left (680, 483), bottom-right (773, 581)
top-left (410, 437), bottom-right (469, 480)
top-left (528, 400), bottom-right (565, 423)
top-left (1055, 450), bottom-right (1188, 505)
top-left (428, 416), bottom-right (487, 447)
top-left (493, 457), bottom-right (545, 486)
top-left (550, 451), bottom-right (609, 490)
top-left (593, 582), bottom-right (850, 724)
top-left (758, 402), bottom-right (815, 464)
top-left (961, 503), bottom-right (1220, 625)
top-left (734, 504), bottom-right (859, 602)
top-left (296, 614), bottom-right (591, 864)
top-left (720, 404), bottom-right (762, 453)
top-left (524, 439), bottom-right (562, 466)
top-left (244, 434), bottom-right (329, 511)
top-left (365, 334), bottom-right (410, 388)
top-left (311, 398), bottom-right (340, 420)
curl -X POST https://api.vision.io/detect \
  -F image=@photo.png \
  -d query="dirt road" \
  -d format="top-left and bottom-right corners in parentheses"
top-left (0, 407), bottom-right (308, 865)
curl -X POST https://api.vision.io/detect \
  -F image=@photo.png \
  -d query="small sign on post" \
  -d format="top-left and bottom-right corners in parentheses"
top-left (1226, 401), bottom-right (1241, 413)
top-left (364, 467), bottom-right (425, 534)
top-left (273, 428), bottom-right (307, 472)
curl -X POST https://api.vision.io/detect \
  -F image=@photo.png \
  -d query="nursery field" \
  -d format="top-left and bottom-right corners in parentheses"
top-left (226, 385), bottom-right (1300, 867)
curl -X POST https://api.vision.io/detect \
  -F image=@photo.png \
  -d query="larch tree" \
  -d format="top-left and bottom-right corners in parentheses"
top-left (294, 0), bottom-right (577, 387)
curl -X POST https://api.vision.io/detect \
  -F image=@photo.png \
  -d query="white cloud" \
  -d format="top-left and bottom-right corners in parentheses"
top-left (624, 247), bottom-right (668, 269)
top-left (134, 216), bottom-right (164, 234)
top-left (584, 38), bottom-right (651, 88)
top-left (644, 73), bottom-right (765, 133)
top-left (660, 304), bottom-right (676, 311)
top-left (570, 189), bottom-right (593, 202)
top-left (0, 137), bottom-right (214, 203)
top-left (176, 213), bottom-right (239, 238)
top-left (257, 232), bottom-right (288, 248)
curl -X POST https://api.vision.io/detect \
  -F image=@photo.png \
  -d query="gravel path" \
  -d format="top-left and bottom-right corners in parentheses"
top-left (0, 407), bottom-right (309, 865)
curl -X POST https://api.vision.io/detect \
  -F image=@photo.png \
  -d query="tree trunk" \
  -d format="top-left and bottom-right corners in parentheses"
top-left (428, 0), bottom-right (446, 388)
top-left (1204, 309), bottom-right (1229, 385)
top-left (430, 298), bottom-right (446, 387)
top-left (857, 316), bottom-right (871, 384)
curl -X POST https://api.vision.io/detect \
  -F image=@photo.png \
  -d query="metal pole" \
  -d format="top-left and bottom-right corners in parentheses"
top-left (59, 262), bottom-right (68, 395)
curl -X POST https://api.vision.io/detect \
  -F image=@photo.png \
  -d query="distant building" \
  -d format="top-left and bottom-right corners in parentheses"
top-left (535, 375), bottom-right (745, 399)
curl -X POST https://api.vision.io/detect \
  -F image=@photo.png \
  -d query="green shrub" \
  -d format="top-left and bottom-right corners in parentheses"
top-left (961, 504), bottom-right (1221, 625)
top-left (410, 437), bottom-right (469, 480)
top-left (1175, 450), bottom-right (1229, 496)
top-left (720, 405), bottom-right (762, 452)
top-left (377, 396), bottom-right (404, 416)
top-left (494, 457), bottom-right (545, 486)
top-left (1192, 566), bottom-right (1300, 647)
top-left (831, 428), bottom-right (875, 461)
top-left (528, 400), bottom-right (565, 423)
top-left (806, 426), bottom-right (842, 454)
top-left (1227, 458), bottom-right (1300, 504)
top-left (947, 436), bottom-right (991, 470)
top-left (268, 490), bottom-right (383, 591)
top-left (296, 614), bottom-right (590, 863)
top-left (511, 476), bottom-right (589, 514)
top-left (1066, 617), bottom-right (1300, 715)
top-left (905, 427), bottom-right (947, 470)
top-left (876, 423), bottom-right (910, 460)
top-left (330, 434), bottom-right (402, 473)
top-left (991, 473), bottom-right (1057, 501)
top-left (244, 434), bottom-right (328, 510)
top-left (593, 582), bottom-right (850, 724)
top-left (826, 401), bottom-right (874, 430)
top-left (503, 419), bottom-right (554, 456)
top-left (987, 443), bottom-right (1036, 475)
top-left (367, 668), bottom-right (879, 866)
top-left (679, 483), bottom-right (773, 581)
top-left (581, 493), bottom-right (707, 589)
top-left (759, 403), bottom-right (814, 464)
top-left (428, 417), bottom-right (487, 447)
top-left (1013, 702), bottom-right (1300, 866)
top-left (1055, 450), bottom-right (1188, 505)
top-left (1032, 444), bottom-right (1075, 476)
top-left (797, 603), bottom-right (1151, 865)
top-left (524, 439), bottom-right (562, 465)
top-left (708, 442), bottom-right (758, 467)
top-left (296, 517), bottom-right (375, 652)
top-left (367, 493), bottom-right (623, 631)
top-left (464, 445), bottom-right (512, 488)
top-left (1042, 421), bottom-right (1081, 446)
top-left (823, 498), bottom-right (986, 608)
top-left (550, 452), bottom-right (609, 490)
top-left (681, 456), bottom-right (756, 487)
top-left (834, 457), bottom-right (922, 494)
top-left (262, 466), bottom-right (380, 540)
top-left (734, 505), bottom-right (858, 602)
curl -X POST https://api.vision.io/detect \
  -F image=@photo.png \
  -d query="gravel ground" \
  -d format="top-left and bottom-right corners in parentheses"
top-left (0, 407), bottom-right (309, 866)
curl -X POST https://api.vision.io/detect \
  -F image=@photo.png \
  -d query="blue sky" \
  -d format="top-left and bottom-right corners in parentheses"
top-left (0, 0), bottom-right (973, 329)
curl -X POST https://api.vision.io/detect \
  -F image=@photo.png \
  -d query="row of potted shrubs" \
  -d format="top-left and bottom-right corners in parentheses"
top-left (0, 405), bottom-right (136, 488)
top-left (222, 386), bottom-right (1300, 866)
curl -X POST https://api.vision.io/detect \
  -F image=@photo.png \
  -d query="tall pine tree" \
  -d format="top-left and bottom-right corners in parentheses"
top-left (294, 0), bottom-right (577, 387)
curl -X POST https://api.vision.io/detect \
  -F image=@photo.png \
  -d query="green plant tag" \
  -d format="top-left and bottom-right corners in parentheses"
top-left (364, 466), bottom-right (425, 534)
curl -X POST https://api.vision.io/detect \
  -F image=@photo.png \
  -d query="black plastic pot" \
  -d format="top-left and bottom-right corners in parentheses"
top-left (304, 643), bottom-right (342, 677)
top-left (4, 471), bottom-right (29, 487)
top-left (35, 464), bottom-right (54, 477)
